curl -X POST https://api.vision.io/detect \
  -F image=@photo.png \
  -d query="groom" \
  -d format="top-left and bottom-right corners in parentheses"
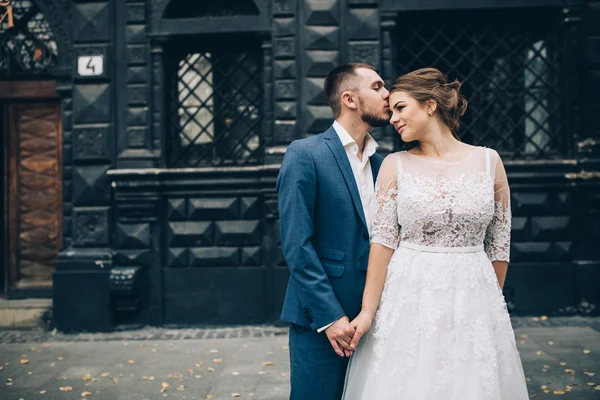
top-left (276, 63), bottom-right (390, 399)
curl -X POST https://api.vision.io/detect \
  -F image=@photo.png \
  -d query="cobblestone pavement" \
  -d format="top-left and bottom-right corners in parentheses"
top-left (0, 317), bottom-right (599, 399)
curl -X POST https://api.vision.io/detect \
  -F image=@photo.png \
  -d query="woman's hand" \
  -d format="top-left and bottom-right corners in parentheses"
top-left (349, 310), bottom-right (375, 350)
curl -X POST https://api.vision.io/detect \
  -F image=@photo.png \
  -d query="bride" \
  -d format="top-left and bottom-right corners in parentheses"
top-left (342, 68), bottom-right (529, 399)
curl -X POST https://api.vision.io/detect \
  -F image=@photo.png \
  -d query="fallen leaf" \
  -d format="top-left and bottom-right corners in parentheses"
top-left (195, 362), bottom-right (203, 367)
top-left (267, 351), bottom-right (274, 355)
top-left (207, 367), bottom-right (215, 372)
top-left (584, 371), bottom-right (595, 377)
top-left (584, 349), bottom-right (592, 355)
top-left (195, 375), bottom-right (202, 379)
top-left (40, 390), bottom-right (47, 394)
top-left (30, 347), bottom-right (38, 351)
top-left (82, 374), bottom-right (92, 381)
top-left (112, 378), bottom-right (119, 384)
top-left (526, 378), bottom-right (531, 382)
top-left (100, 373), bottom-right (110, 377)
top-left (50, 362), bottom-right (56, 367)
top-left (82, 391), bottom-right (92, 397)
top-left (520, 334), bottom-right (529, 339)
top-left (258, 371), bottom-right (266, 375)
top-left (57, 357), bottom-right (63, 361)
top-left (20, 359), bottom-right (29, 364)
top-left (560, 362), bottom-right (567, 366)
top-left (553, 390), bottom-right (565, 395)
top-left (541, 315), bottom-right (548, 321)
top-left (587, 382), bottom-right (595, 386)
top-left (0, 366), bottom-right (3, 371)
top-left (176, 385), bottom-right (185, 391)
top-left (209, 349), bottom-right (219, 354)
top-left (263, 361), bottom-right (275, 367)
top-left (128, 360), bottom-right (135, 364)
top-left (532, 317), bottom-right (540, 321)
top-left (60, 386), bottom-right (73, 392)
top-left (282, 346), bottom-right (289, 350)
top-left (281, 373), bottom-right (287, 377)
top-left (249, 394), bottom-right (255, 397)
top-left (213, 358), bottom-right (222, 363)
top-left (536, 351), bottom-right (544, 356)
top-left (565, 385), bottom-right (572, 391)
top-left (564, 369), bottom-right (575, 374)
top-left (160, 382), bottom-right (170, 393)
top-left (206, 396), bottom-right (213, 399)
top-left (231, 393), bottom-right (241, 398)
top-left (541, 385), bottom-right (548, 390)
top-left (232, 372), bottom-right (240, 376)
top-left (548, 341), bottom-right (554, 346)
top-left (594, 386), bottom-right (600, 391)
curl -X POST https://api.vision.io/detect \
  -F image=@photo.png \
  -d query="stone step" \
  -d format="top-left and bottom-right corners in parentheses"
top-left (0, 299), bottom-right (52, 330)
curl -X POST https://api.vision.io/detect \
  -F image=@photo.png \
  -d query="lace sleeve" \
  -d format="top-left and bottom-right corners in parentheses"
top-left (484, 151), bottom-right (511, 262)
top-left (370, 154), bottom-right (399, 250)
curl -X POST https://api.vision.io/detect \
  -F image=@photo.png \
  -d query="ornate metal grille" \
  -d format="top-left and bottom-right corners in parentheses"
top-left (0, 0), bottom-right (58, 74)
top-left (393, 8), bottom-right (568, 159)
top-left (167, 37), bottom-right (264, 167)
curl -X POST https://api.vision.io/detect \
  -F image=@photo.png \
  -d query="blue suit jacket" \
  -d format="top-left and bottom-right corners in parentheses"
top-left (276, 125), bottom-right (384, 331)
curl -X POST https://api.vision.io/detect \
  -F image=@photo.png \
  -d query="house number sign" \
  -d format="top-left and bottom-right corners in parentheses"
top-left (77, 55), bottom-right (104, 76)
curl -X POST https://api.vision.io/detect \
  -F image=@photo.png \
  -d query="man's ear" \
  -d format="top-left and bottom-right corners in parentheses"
top-left (341, 91), bottom-right (358, 111)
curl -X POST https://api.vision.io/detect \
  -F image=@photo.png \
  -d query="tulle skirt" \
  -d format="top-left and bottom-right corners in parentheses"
top-left (342, 243), bottom-right (529, 400)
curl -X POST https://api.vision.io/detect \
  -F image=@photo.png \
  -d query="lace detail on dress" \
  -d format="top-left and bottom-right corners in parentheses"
top-left (356, 149), bottom-right (525, 399)
top-left (484, 198), bottom-right (511, 262)
top-left (370, 181), bottom-right (399, 249)
top-left (396, 171), bottom-right (495, 248)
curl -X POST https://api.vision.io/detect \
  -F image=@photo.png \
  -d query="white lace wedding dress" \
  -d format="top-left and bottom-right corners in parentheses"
top-left (342, 147), bottom-right (529, 400)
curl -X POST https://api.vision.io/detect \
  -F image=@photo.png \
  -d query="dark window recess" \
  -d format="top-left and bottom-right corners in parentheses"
top-left (0, 0), bottom-right (58, 75)
top-left (166, 36), bottom-right (264, 168)
top-left (163, 0), bottom-right (260, 19)
top-left (393, 8), bottom-right (568, 160)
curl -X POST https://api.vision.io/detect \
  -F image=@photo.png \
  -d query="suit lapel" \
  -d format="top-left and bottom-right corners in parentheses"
top-left (370, 154), bottom-right (383, 188)
top-left (323, 126), bottom-right (368, 229)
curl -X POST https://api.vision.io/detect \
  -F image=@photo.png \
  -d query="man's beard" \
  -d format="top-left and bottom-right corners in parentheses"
top-left (359, 98), bottom-right (390, 128)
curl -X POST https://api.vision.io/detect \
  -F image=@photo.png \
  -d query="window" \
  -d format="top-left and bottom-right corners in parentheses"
top-left (0, 0), bottom-right (58, 75)
top-left (167, 36), bottom-right (264, 167)
top-left (393, 8), bottom-right (568, 159)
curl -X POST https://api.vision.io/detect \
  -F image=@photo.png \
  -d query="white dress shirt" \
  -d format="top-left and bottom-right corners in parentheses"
top-left (317, 121), bottom-right (379, 333)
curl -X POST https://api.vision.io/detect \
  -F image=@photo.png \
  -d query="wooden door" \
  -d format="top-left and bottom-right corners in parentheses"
top-left (4, 101), bottom-right (62, 293)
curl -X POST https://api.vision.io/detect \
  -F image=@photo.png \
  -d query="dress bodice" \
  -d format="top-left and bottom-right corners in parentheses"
top-left (370, 146), bottom-right (511, 262)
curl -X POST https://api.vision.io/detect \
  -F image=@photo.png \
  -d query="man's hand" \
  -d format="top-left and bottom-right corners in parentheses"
top-left (349, 310), bottom-right (375, 350)
top-left (325, 316), bottom-right (355, 357)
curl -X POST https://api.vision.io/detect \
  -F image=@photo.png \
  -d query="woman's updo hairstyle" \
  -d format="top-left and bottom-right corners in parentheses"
top-left (390, 68), bottom-right (468, 139)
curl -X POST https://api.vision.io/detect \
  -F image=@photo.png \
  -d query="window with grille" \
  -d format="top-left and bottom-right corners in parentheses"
top-left (393, 8), bottom-right (569, 160)
top-left (0, 0), bottom-right (58, 75)
top-left (167, 36), bottom-right (264, 167)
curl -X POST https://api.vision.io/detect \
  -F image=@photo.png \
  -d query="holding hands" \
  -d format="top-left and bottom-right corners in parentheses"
top-left (325, 311), bottom-right (375, 357)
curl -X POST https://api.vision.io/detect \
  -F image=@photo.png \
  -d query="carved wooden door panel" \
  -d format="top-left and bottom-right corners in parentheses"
top-left (4, 102), bottom-right (62, 292)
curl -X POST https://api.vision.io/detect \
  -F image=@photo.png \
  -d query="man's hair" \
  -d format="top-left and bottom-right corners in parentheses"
top-left (323, 63), bottom-right (377, 118)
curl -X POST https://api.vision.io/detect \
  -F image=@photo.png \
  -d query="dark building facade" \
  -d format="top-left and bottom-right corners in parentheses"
top-left (1, 0), bottom-right (599, 331)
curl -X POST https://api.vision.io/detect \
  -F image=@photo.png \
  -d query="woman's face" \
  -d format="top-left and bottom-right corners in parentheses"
top-left (389, 91), bottom-right (432, 142)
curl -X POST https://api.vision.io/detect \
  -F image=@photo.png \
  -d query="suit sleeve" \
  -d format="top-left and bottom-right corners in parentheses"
top-left (276, 141), bottom-right (345, 331)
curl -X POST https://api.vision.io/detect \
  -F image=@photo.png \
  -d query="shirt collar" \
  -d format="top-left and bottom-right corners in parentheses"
top-left (332, 120), bottom-right (379, 157)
